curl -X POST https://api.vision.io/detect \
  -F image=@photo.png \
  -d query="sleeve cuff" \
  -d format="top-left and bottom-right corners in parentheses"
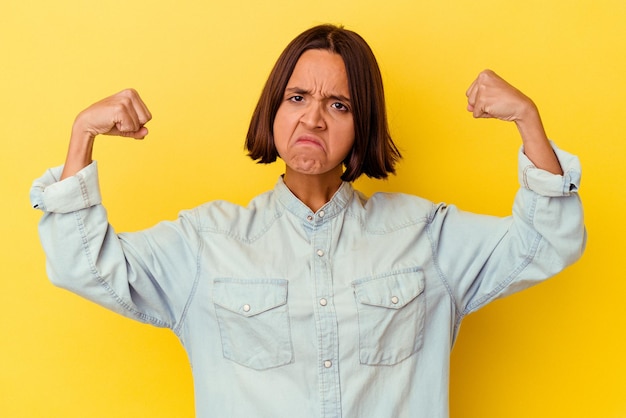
top-left (518, 141), bottom-right (581, 197)
top-left (30, 162), bottom-right (102, 213)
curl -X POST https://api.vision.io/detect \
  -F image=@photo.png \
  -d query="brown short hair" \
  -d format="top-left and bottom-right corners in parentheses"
top-left (245, 24), bottom-right (401, 182)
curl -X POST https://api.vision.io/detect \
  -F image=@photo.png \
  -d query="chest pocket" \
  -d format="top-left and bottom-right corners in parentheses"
top-left (352, 267), bottom-right (426, 366)
top-left (213, 278), bottom-right (293, 370)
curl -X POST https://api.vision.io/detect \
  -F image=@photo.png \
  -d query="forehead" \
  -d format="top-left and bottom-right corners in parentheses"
top-left (287, 49), bottom-right (349, 93)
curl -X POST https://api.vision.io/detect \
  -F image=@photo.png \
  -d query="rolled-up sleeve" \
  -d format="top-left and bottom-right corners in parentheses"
top-left (30, 162), bottom-right (101, 213)
top-left (519, 141), bottom-right (581, 196)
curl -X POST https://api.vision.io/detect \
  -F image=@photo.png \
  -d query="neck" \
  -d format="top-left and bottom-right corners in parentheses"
top-left (283, 167), bottom-right (344, 212)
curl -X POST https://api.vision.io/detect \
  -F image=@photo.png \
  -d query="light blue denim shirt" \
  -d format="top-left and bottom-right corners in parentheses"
top-left (31, 144), bottom-right (585, 418)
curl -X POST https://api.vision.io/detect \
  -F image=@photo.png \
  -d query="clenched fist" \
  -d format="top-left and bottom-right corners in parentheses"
top-left (465, 70), bottom-right (562, 175)
top-left (73, 89), bottom-right (152, 139)
top-left (466, 69), bottom-right (537, 123)
top-left (61, 89), bottom-right (152, 179)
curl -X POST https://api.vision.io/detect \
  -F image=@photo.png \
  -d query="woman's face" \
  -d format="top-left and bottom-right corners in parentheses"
top-left (273, 49), bottom-right (355, 178)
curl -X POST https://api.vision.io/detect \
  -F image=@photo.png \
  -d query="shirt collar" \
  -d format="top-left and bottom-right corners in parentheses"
top-left (273, 175), bottom-right (353, 222)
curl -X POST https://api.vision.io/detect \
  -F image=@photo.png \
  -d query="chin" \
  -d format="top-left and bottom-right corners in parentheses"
top-left (288, 157), bottom-right (323, 173)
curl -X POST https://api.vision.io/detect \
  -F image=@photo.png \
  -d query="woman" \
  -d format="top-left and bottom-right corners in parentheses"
top-left (31, 25), bottom-right (585, 418)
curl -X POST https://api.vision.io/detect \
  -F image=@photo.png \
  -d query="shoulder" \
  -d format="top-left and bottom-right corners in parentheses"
top-left (347, 190), bottom-right (438, 232)
top-left (184, 190), bottom-right (281, 242)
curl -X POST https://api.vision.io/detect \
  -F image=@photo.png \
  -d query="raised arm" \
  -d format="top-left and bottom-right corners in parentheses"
top-left (61, 89), bottom-right (152, 179)
top-left (31, 89), bottom-right (201, 328)
top-left (427, 71), bottom-right (585, 318)
top-left (465, 69), bottom-right (562, 175)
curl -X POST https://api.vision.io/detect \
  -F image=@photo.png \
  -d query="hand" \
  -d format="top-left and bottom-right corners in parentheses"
top-left (73, 88), bottom-right (152, 140)
top-left (61, 89), bottom-right (152, 180)
top-left (465, 70), bottom-right (563, 175)
top-left (465, 69), bottom-right (537, 123)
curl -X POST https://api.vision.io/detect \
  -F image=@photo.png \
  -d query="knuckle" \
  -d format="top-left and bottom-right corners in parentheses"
top-left (477, 69), bottom-right (494, 83)
top-left (118, 88), bottom-right (138, 99)
top-left (112, 101), bottom-right (128, 114)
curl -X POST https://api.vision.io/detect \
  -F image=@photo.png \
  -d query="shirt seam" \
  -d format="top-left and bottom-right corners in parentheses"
top-left (462, 232), bottom-right (543, 318)
top-left (522, 164), bottom-right (532, 189)
top-left (460, 192), bottom-right (542, 317)
top-left (343, 210), bottom-right (429, 234)
top-left (428, 193), bottom-right (544, 331)
top-left (77, 171), bottom-right (90, 208)
top-left (173, 208), bottom-right (203, 336)
top-left (196, 208), bottom-right (283, 243)
top-left (74, 210), bottom-right (170, 327)
top-left (426, 217), bottom-right (461, 327)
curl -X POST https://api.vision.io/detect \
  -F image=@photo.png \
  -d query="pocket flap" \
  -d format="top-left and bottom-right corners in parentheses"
top-left (353, 268), bottom-right (424, 309)
top-left (213, 278), bottom-right (288, 317)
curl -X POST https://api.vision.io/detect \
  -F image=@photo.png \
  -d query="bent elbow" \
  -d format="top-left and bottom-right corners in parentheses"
top-left (568, 225), bottom-right (587, 265)
top-left (551, 224), bottom-right (587, 271)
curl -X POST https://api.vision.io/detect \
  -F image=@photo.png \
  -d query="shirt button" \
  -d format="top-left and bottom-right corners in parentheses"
top-left (324, 360), bottom-right (332, 368)
top-left (316, 249), bottom-right (324, 257)
top-left (319, 298), bottom-right (328, 306)
top-left (243, 304), bottom-right (251, 312)
top-left (318, 210), bottom-right (326, 218)
top-left (306, 215), bottom-right (313, 221)
top-left (391, 296), bottom-right (399, 304)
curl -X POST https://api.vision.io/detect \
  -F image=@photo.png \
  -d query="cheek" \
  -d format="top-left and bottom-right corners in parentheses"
top-left (340, 121), bottom-right (356, 150)
top-left (272, 108), bottom-right (290, 139)
top-left (272, 109), bottom-right (293, 156)
top-left (272, 111), bottom-right (284, 144)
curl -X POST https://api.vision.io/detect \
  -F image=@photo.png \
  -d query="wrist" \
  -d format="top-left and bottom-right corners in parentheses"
top-left (61, 128), bottom-right (96, 180)
top-left (514, 103), bottom-right (548, 144)
top-left (513, 98), bottom-right (540, 126)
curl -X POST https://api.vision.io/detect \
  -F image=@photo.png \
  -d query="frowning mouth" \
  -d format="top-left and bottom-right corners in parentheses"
top-left (294, 135), bottom-right (325, 150)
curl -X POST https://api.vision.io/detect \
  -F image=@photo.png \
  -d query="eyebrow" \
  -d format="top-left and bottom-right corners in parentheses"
top-left (285, 87), bottom-right (351, 104)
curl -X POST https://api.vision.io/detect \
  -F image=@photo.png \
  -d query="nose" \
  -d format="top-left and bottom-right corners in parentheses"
top-left (300, 102), bottom-right (326, 130)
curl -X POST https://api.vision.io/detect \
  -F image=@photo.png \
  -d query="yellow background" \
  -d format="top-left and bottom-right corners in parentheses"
top-left (1, 0), bottom-right (624, 417)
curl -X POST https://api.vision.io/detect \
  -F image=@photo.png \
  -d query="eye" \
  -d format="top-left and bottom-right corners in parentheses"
top-left (331, 102), bottom-right (350, 112)
top-left (288, 95), bottom-right (304, 102)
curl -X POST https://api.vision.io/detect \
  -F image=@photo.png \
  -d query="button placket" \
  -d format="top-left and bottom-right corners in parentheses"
top-left (310, 210), bottom-right (340, 415)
